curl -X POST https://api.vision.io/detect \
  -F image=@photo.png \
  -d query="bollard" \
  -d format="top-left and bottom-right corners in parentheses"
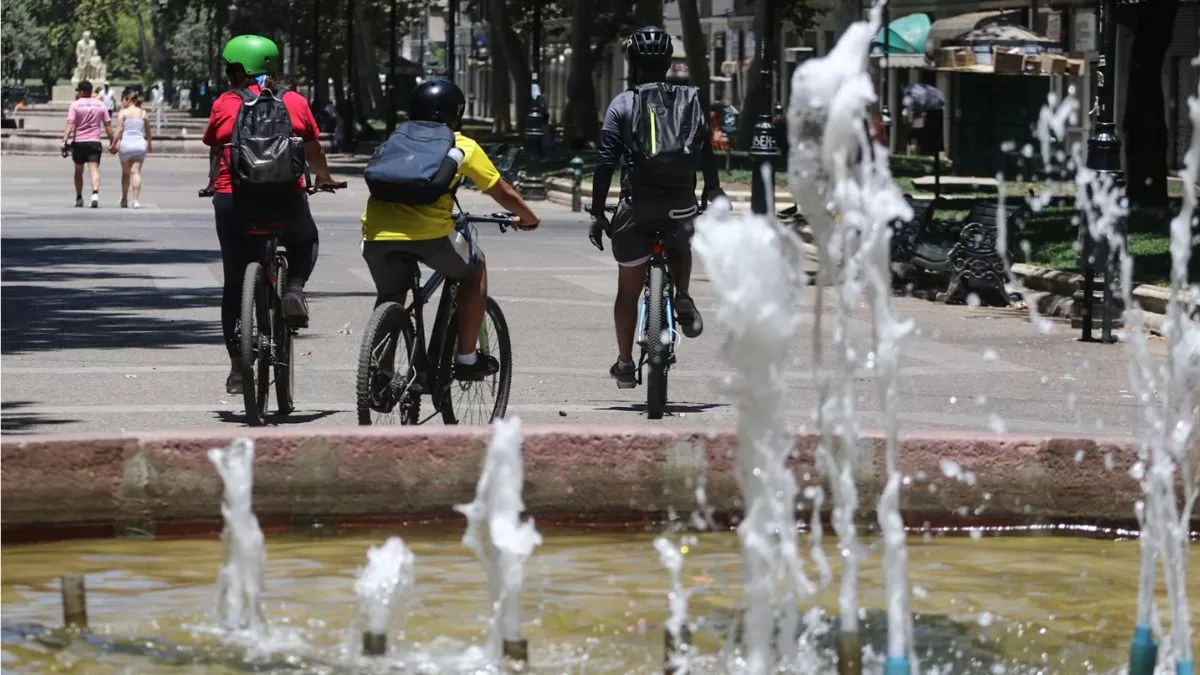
top-left (835, 630), bottom-right (861, 675)
top-left (570, 155), bottom-right (584, 212)
top-left (1127, 625), bottom-right (1158, 675)
top-left (362, 631), bottom-right (387, 656)
top-left (502, 638), bottom-right (528, 665)
top-left (663, 624), bottom-right (692, 674)
top-left (60, 575), bottom-right (88, 630)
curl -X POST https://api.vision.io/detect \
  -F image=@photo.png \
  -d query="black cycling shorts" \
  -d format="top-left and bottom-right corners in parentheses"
top-left (609, 199), bottom-right (692, 267)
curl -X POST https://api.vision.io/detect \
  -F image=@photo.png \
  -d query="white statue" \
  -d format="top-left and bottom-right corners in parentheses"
top-left (88, 54), bottom-right (107, 86)
top-left (72, 31), bottom-right (98, 84)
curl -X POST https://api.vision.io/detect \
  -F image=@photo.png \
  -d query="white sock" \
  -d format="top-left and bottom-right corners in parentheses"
top-left (455, 351), bottom-right (477, 366)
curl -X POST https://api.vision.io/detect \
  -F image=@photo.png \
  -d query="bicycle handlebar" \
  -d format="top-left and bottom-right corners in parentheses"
top-left (197, 180), bottom-right (348, 198)
top-left (459, 211), bottom-right (515, 233)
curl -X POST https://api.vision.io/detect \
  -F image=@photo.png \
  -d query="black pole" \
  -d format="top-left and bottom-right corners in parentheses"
top-left (749, 2), bottom-right (778, 215)
top-left (311, 0), bottom-right (321, 107)
top-left (880, 3), bottom-right (891, 142)
top-left (344, 0), bottom-right (356, 153)
top-left (388, 0), bottom-right (397, 134)
top-left (446, 0), bottom-right (457, 80)
top-left (1079, 0), bottom-right (1122, 343)
top-left (520, 0), bottom-right (546, 200)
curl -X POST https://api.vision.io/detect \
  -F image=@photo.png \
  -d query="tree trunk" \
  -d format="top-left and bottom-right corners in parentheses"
top-left (487, 0), bottom-right (531, 130)
top-left (1122, 0), bottom-right (1179, 208)
top-left (489, 18), bottom-right (512, 133)
top-left (352, 0), bottom-right (384, 119)
top-left (566, 0), bottom-right (602, 143)
top-left (634, 0), bottom-right (663, 28)
top-left (134, 1), bottom-right (151, 74)
top-left (734, 0), bottom-right (772, 149)
top-left (677, 0), bottom-right (710, 106)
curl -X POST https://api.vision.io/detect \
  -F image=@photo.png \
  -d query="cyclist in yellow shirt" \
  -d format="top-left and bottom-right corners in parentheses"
top-left (361, 79), bottom-right (541, 381)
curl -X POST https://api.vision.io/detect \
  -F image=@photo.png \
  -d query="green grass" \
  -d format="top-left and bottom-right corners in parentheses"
top-left (1027, 232), bottom-right (1175, 286)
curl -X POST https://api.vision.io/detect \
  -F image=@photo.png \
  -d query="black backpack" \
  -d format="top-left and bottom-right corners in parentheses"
top-left (228, 87), bottom-right (305, 194)
top-left (363, 120), bottom-right (463, 204)
top-left (627, 82), bottom-right (707, 222)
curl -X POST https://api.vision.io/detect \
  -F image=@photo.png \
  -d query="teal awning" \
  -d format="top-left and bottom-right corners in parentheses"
top-left (872, 13), bottom-right (932, 55)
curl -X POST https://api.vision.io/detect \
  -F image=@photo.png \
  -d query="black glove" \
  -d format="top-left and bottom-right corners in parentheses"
top-left (701, 186), bottom-right (726, 212)
top-left (588, 212), bottom-right (610, 251)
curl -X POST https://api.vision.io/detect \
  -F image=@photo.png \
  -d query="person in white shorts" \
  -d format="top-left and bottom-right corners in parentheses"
top-left (109, 90), bottom-right (152, 208)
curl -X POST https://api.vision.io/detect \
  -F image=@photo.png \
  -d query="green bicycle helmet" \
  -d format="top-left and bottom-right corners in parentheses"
top-left (221, 35), bottom-right (280, 76)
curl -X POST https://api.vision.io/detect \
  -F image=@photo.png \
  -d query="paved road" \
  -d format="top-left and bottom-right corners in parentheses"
top-left (1, 156), bottom-right (1162, 437)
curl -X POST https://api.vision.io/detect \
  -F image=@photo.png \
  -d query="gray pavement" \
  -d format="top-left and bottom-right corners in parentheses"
top-left (1, 156), bottom-right (1164, 436)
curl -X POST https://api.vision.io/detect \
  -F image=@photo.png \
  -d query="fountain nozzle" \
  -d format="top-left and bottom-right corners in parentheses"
top-left (835, 630), bottom-right (861, 675)
top-left (502, 638), bottom-right (528, 664)
top-left (60, 575), bottom-right (88, 630)
top-left (362, 631), bottom-right (387, 656)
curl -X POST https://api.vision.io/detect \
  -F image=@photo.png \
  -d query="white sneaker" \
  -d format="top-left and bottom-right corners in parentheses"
top-left (132, 201), bottom-right (141, 209)
top-left (89, 193), bottom-right (99, 208)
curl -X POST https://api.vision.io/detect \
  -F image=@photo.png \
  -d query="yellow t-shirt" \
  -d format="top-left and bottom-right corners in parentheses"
top-left (361, 132), bottom-right (502, 241)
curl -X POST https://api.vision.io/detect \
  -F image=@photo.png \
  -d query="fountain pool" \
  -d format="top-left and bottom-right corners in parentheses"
top-left (3, 527), bottom-right (1193, 673)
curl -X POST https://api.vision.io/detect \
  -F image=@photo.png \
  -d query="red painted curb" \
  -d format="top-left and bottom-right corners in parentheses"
top-left (0, 426), bottom-right (1156, 543)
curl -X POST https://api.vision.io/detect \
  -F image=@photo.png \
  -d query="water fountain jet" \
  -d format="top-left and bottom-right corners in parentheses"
top-left (208, 438), bottom-right (267, 635)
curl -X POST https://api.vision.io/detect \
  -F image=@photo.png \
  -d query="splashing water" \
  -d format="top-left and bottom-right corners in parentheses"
top-left (787, 2), bottom-right (918, 670)
top-left (655, 536), bottom-right (692, 673)
top-left (208, 438), bottom-right (267, 635)
top-left (351, 537), bottom-right (415, 653)
top-left (454, 416), bottom-right (543, 657)
top-left (1026, 80), bottom-right (1198, 670)
top-left (692, 194), bottom-right (815, 673)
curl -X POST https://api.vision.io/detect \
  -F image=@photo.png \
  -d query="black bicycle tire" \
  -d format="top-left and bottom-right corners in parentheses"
top-left (355, 301), bottom-right (418, 426)
top-left (240, 262), bottom-right (270, 426)
top-left (273, 256), bottom-right (294, 416)
top-left (437, 296), bottom-right (513, 425)
top-left (645, 266), bottom-right (668, 420)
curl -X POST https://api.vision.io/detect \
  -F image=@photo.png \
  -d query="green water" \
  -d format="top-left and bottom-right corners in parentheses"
top-left (1, 527), bottom-right (1195, 673)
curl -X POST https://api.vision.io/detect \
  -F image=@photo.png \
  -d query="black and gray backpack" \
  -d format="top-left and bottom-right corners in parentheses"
top-left (228, 87), bottom-right (305, 194)
top-left (627, 82), bottom-right (707, 222)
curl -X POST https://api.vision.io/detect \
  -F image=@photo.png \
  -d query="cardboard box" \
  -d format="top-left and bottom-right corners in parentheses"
top-left (953, 49), bottom-right (977, 68)
top-left (1041, 54), bottom-right (1068, 75)
top-left (993, 48), bottom-right (1025, 74)
top-left (1066, 58), bottom-right (1086, 76)
top-left (935, 47), bottom-right (960, 68)
top-left (1023, 55), bottom-right (1043, 75)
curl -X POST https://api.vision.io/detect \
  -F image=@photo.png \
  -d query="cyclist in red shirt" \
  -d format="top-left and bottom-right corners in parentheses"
top-left (203, 35), bottom-right (339, 395)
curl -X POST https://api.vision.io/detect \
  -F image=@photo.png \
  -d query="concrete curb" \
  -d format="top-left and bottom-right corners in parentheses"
top-left (2, 426), bottom-right (1164, 543)
top-left (543, 176), bottom-right (795, 208)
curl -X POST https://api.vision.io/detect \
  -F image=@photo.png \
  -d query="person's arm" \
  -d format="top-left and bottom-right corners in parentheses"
top-left (589, 97), bottom-right (625, 216)
top-left (62, 107), bottom-right (76, 146)
top-left (143, 113), bottom-right (153, 153)
top-left (102, 108), bottom-right (114, 145)
top-left (109, 111), bottom-right (124, 152)
top-left (484, 179), bottom-right (539, 229)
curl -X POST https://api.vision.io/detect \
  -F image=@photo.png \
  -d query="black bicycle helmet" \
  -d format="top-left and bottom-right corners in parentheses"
top-left (408, 78), bottom-right (466, 129)
top-left (626, 25), bottom-right (673, 65)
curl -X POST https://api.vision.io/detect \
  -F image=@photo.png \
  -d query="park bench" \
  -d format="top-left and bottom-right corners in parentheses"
top-left (891, 197), bottom-right (1027, 306)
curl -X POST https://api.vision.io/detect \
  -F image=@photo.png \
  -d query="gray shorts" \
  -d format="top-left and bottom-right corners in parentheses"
top-left (610, 199), bottom-right (692, 267)
top-left (362, 231), bottom-right (484, 298)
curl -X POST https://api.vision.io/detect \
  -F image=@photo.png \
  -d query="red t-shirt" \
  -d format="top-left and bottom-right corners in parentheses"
top-left (202, 85), bottom-right (319, 193)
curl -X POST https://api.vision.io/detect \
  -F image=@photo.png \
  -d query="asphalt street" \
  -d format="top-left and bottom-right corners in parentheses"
top-left (1, 156), bottom-right (1164, 436)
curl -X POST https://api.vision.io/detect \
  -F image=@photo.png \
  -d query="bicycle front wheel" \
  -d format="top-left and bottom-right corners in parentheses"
top-left (356, 301), bottom-right (419, 426)
top-left (437, 296), bottom-right (512, 425)
top-left (274, 256), bottom-right (294, 416)
top-left (645, 266), bottom-right (669, 420)
top-left (240, 262), bottom-right (271, 426)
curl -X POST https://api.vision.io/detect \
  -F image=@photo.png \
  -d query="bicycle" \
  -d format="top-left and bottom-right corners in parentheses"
top-left (199, 179), bottom-right (347, 426)
top-left (590, 202), bottom-right (684, 420)
top-left (356, 208), bottom-right (514, 426)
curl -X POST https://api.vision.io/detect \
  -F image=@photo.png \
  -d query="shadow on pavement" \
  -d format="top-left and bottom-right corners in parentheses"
top-left (214, 409), bottom-right (342, 427)
top-left (2, 236), bottom-right (222, 355)
top-left (599, 401), bottom-right (727, 416)
top-left (0, 401), bottom-right (76, 434)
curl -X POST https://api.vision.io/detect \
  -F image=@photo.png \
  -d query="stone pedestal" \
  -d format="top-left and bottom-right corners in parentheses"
top-left (52, 84), bottom-right (78, 104)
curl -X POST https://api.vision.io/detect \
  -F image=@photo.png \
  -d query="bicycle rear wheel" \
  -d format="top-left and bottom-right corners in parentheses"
top-left (273, 256), bottom-right (294, 416)
top-left (644, 266), bottom-right (669, 420)
top-left (240, 262), bottom-right (271, 426)
top-left (436, 296), bottom-right (512, 425)
top-left (356, 301), bottom-right (420, 426)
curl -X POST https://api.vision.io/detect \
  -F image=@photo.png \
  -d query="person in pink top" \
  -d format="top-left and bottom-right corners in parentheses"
top-left (60, 80), bottom-right (115, 208)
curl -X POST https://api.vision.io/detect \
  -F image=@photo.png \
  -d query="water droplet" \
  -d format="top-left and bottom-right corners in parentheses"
top-left (982, 348), bottom-right (997, 361)
top-left (967, 293), bottom-right (982, 308)
top-left (1074, 450), bottom-right (1085, 463)
top-left (1129, 461), bottom-right (1145, 480)
top-left (969, 528), bottom-right (983, 541)
top-left (977, 610), bottom-right (994, 626)
top-left (988, 414), bottom-right (1008, 435)
top-left (949, 396), bottom-right (958, 404)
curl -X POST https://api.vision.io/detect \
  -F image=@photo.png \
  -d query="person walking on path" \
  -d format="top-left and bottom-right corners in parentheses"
top-left (60, 80), bottom-right (114, 208)
top-left (109, 90), bottom-right (152, 208)
top-left (99, 84), bottom-right (117, 114)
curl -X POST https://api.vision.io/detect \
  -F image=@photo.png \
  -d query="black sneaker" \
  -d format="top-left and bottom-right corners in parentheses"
top-left (281, 289), bottom-right (310, 328)
top-left (674, 293), bottom-right (704, 338)
top-left (610, 360), bottom-right (637, 389)
top-left (454, 351), bottom-right (500, 381)
top-left (74, 197), bottom-right (84, 208)
top-left (225, 369), bottom-right (244, 395)
top-left (120, 198), bottom-right (128, 208)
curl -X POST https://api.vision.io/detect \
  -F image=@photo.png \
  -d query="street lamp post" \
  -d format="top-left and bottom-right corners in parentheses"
top-left (446, 0), bottom-right (457, 80)
top-left (311, 0), bottom-right (321, 107)
top-left (1078, 0), bottom-right (1122, 343)
top-left (344, 0), bottom-right (356, 153)
top-left (388, 0), bottom-right (397, 134)
top-left (748, 3), bottom-right (779, 215)
top-left (520, 0), bottom-right (547, 201)
top-left (880, 2), bottom-right (891, 142)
